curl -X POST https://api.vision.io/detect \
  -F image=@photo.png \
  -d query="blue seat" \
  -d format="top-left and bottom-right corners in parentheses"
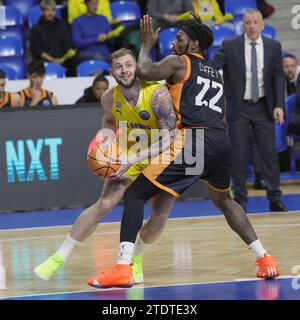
top-left (233, 18), bottom-right (245, 35)
top-left (0, 27), bottom-right (25, 49)
top-left (225, 0), bottom-right (257, 17)
top-left (76, 60), bottom-right (110, 77)
top-left (0, 56), bottom-right (26, 79)
top-left (210, 26), bottom-right (236, 47)
top-left (44, 62), bottom-right (66, 80)
top-left (27, 5), bottom-right (62, 29)
top-left (0, 36), bottom-right (24, 56)
top-left (275, 122), bottom-right (287, 153)
top-left (2, 5), bottom-right (23, 26)
top-left (262, 24), bottom-right (277, 39)
top-left (5, 0), bottom-right (38, 22)
top-left (110, 1), bottom-right (141, 26)
top-left (159, 27), bottom-right (178, 59)
top-left (206, 46), bottom-right (221, 60)
top-left (285, 94), bottom-right (300, 173)
top-left (0, 64), bottom-right (18, 80)
top-left (281, 50), bottom-right (291, 58)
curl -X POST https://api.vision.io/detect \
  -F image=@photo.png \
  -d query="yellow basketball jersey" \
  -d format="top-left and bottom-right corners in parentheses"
top-left (112, 81), bottom-right (162, 155)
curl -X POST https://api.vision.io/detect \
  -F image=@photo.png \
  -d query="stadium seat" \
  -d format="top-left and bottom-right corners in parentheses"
top-left (2, 5), bottom-right (23, 26)
top-left (0, 56), bottom-right (26, 79)
top-left (44, 62), bottom-right (66, 80)
top-left (225, 0), bottom-right (257, 18)
top-left (206, 46), bottom-right (221, 60)
top-left (5, 0), bottom-right (38, 22)
top-left (76, 60), bottom-right (110, 77)
top-left (0, 27), bottom-right (25, 48)
top-left (0, 36), bottom-right (24, 56)
top-left (0, 64), bottom-right (18, 80)
top-left (210, 26), bottom-right (236, 47)
top-left (275, 122), bottom-right (287, 153)
top-left (262, 24), bottom-right (277, 39)
top-left (233, 19), bottom-right (245, 35)
top-left (285, 94), bottom-right (300, 173)
top-left (159, 27), bottom-right (178, 59)
top-left (206, 26), bottom-right (235, 60)
top-left (27, 5), bottom-right (62, 29)
top-left (110, 1), bottom-right (141, 26)
top-left (281, 50), bottom-right (291, 57)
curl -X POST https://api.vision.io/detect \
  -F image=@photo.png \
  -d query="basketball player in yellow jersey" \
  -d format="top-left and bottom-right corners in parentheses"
top-left (33, 48), bottom-right (177, 285)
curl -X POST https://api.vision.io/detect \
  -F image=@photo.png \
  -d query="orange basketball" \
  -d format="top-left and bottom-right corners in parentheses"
top-left (87, 141), bottom-right (122, 179)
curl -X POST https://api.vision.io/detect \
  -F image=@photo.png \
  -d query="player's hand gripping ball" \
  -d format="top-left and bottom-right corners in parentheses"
top-left (87, 141), bottom-right (122, 180)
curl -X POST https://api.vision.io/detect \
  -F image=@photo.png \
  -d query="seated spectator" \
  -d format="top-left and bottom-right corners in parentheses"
top-left (0, 69), bottom-right (22, 109)
top-left (18, 60), bottom-right (58, 107)
top-left (76, 75), bottom-right (108, 104)
top-left (192, 0), bottom-right (233, 26)
top-left (30, 0), bottom-right (77, 77)
top-left (147, 0), bottom-right (194, 28)
top-left (282, 54), bottom-right (300, 97)
top-left (71, 0), bottom-right (111, 63)
top-left (68, 0), bottom-right (112, 25)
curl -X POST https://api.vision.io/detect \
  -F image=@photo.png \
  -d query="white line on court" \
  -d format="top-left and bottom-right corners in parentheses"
top-left (1, 209), bottom-right (299, 233)
top-left (1, 221), bottom-right (300, 242)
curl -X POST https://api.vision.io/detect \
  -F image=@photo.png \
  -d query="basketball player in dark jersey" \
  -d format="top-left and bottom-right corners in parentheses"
top-left (87, 13), bottom-right (280, 288)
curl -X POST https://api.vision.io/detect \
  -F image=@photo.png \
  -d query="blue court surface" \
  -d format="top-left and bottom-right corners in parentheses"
top-left (1, 193), bottom-right (300, 230)
top-left (2, 278), bottom-right (299, 300)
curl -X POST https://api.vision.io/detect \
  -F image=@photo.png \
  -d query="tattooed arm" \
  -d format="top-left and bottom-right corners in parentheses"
top-left (132, 85), bottom-right (177, 164)
top-left (110, 85), bottom-right (176, 179)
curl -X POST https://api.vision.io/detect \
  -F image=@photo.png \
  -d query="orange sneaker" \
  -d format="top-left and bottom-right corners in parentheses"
top-left (255, 254), bottom-right (280, 279)
top-left (87, 264), bottom-right (134, 288)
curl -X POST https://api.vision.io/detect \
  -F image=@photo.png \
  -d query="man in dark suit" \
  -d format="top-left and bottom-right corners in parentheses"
top-left (212, 9), bottom-right (287, 212)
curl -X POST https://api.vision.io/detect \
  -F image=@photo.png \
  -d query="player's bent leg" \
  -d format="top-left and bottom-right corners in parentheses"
top-left (70, 178), bottom-right (132, 242)
top-left (131, 191), bottom-right (175, 284)
top-left (208, 187), bottom-right (279, 279)
top-left (34, 178), bottom-right (132, 281)
top-left (140, 191), bottom-right (175, 244)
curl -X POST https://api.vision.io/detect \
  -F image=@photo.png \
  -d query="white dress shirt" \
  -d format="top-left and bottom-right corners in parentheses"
top-left (244, 33), bottom-right (265, 100)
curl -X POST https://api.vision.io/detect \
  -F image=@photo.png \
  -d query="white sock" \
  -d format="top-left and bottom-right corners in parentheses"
top-left (133, 233), bottom-right (151, 257)
top-left (56, 234), bottom-right (81, 262)
top-left (117, 241), bottom-right (135, 265)
top-left (249, 239), bottom-right (267, 259)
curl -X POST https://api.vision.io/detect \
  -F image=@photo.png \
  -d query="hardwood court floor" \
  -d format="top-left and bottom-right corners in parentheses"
top-left (1, 211), bottom-right (300, 299)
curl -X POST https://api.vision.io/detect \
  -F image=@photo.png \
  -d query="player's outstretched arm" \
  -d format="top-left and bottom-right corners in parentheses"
top-left (137, 14), bottom-right (183, 81)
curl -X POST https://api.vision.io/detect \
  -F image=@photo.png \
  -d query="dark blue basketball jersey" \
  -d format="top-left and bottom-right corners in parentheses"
top-left (168, 53), bottom-right (226, 130)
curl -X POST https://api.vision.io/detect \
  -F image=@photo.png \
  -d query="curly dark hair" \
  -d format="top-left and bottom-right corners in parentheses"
top-left (179, 12), bottom-right (214, 51)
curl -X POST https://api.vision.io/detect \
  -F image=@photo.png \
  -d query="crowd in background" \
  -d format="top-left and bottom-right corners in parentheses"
top-left (0, 0), bottom-right (300, 186)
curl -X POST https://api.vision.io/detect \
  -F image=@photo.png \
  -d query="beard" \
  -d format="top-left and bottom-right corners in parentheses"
top-left (115, 76), bottom-right (136, 89)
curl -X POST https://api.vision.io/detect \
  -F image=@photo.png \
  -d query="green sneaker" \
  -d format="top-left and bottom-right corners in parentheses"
top-left (33, 253), bottom-right (64, 281)
top-left (132, 255), bottom-right (144, 284)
